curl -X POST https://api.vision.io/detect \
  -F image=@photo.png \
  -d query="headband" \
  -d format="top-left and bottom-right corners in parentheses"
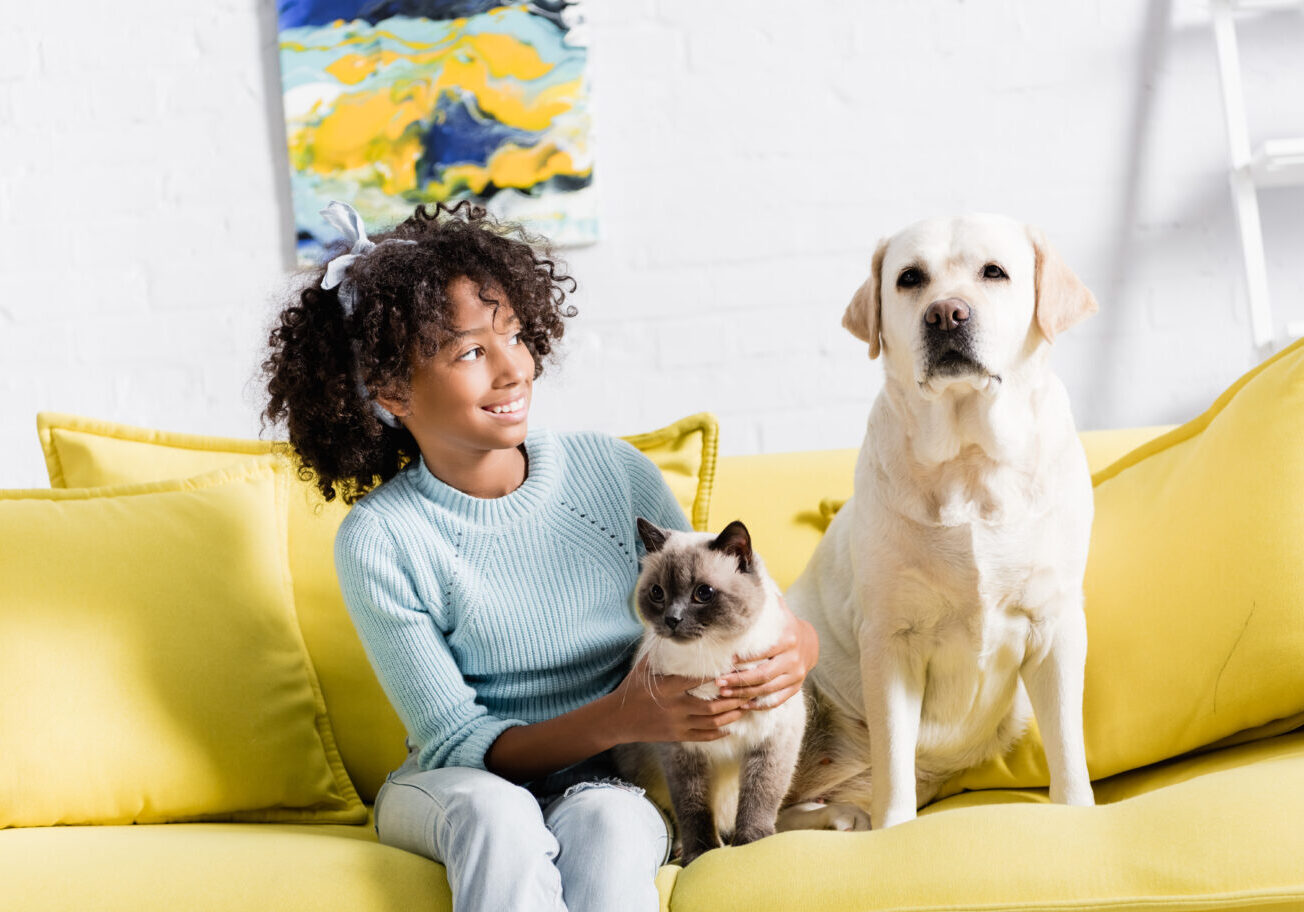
top-left (319, 201), bottom-right (416, 429)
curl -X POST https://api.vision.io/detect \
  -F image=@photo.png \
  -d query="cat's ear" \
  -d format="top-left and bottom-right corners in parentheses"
top-left (709, 520), bottom-right (753, 573)
top-left (636, 517), bottom-right (668, 554)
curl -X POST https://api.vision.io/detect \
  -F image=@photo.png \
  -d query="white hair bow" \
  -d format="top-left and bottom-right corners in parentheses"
top-left (318, 201), bottom-right (415, 429)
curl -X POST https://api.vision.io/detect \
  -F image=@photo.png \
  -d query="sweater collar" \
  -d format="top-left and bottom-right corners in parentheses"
top-left (408, 429), bottom-right (558, 525)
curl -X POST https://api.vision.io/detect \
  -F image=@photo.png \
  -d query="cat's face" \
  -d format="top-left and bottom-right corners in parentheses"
top-left (634, 519), bottom-right (766, 642)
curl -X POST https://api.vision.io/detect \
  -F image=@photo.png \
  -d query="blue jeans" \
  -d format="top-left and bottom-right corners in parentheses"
top-left (373, 749), bottom-right (670, 912)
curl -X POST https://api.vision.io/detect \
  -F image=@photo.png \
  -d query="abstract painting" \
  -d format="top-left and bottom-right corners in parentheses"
top-left (277, 1), bottom-right (594, 263)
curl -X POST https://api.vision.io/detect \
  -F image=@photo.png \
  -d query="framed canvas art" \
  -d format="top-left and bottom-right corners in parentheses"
top-left (277, 1), bottom-right (594, 262)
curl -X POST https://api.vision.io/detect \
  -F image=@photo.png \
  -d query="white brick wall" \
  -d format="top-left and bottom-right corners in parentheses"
top-left (2, 0), bottom-right (1302, 488)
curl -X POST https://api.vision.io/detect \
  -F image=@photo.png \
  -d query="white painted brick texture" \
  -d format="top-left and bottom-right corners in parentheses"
top-left (2, 0), bottom-right (1302, 487)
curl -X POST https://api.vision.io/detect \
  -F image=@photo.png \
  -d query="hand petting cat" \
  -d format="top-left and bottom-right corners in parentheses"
top-left (605, 659), bottom-right (753, 743)
top-left (715, 597), bottom-right (819, 709)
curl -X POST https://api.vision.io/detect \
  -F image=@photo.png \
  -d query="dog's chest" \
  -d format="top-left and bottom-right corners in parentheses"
top-left (893, 521), bottom-right (1048, 671)
top-left (914, 446), bottom-right (1042, 528)
top-left (893, 523), bottom-right (1050, 758)
top-left (899, 515), bottom-right (1047, 612)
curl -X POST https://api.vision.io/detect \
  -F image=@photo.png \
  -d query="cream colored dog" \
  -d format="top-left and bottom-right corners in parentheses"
top-left (779, 214), bottom-right (1098, 832)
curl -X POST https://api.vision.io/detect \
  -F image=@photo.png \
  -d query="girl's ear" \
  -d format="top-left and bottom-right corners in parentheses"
top-left (374, 388), bottom-right (411, 419)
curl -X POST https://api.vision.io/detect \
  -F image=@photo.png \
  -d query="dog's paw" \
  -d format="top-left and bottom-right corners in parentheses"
top-left (776, 801), bottom-right (871, 833)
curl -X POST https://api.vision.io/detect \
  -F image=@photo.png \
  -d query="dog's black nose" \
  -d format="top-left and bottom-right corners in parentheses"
top-left (925, 298), bottom-right (971, 332)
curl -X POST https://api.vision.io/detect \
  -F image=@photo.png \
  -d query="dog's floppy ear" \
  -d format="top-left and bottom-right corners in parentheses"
top-left (842, 239), bottom-right (888, 359)
top-left (1028, 226), bottom-right (1098, 344)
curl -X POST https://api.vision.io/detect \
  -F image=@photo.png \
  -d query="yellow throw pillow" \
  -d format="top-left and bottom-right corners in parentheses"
top-left (36, 411), bottom-right (719, 802)
top-left (0, 458), bottom-right (365, 828)
top-left (949, 338), bottom-right (1304, 794)
top-left (621, 412), bottom-right (717, 532)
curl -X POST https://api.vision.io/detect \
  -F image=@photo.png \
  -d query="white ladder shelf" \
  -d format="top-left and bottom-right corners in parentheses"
top-left (1210, 0), bottom-right (1304, 352)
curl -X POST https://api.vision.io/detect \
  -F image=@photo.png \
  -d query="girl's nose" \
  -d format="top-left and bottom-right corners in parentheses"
top-left (493, 346), bottom-right (530, 384)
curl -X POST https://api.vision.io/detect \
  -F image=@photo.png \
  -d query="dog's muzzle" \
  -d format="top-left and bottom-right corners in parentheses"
top-left (917, 299), bottom-right (1002, 395)
top-left (922, 299), bottom-right (983, 377)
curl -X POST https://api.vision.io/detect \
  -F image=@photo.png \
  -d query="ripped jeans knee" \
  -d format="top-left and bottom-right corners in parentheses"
top-left (542, 776), bottom-right (673, 868)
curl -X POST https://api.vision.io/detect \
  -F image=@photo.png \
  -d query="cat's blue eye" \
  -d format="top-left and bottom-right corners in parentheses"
top-left (692, 584), bottom-right (715, 604)
top-left (649, 585), bottom-right (664, 602)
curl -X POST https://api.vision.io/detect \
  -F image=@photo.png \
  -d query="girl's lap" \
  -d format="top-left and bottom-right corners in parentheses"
top-left (374, 758), bottom-right (671, 866)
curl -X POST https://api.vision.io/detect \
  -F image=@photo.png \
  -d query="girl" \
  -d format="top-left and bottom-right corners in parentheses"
top-left (263, 200), bottom-right (818, 912)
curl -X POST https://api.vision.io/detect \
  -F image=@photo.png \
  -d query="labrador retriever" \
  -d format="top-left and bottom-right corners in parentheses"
top-left (779, 214), bottom-right (1098, 831)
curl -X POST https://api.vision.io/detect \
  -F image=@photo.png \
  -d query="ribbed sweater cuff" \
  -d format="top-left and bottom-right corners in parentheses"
top-left (438, 717), bottom-right (528, 771)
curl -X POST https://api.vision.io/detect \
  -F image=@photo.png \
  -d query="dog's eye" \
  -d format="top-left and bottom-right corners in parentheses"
top-left (982, 263), bottom-right (1009, 280)
top-left (897, 267), bottom-right (926, 289)
top-left (692, 584), bottom-right (715, 604)
top-left (649, 585), bottom-right (664, 603)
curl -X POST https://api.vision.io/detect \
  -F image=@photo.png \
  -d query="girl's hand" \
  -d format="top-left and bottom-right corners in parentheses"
top-left (716, 596), bottom-right (819, 709)
top-left (605, 656), bottom-right (750, 744)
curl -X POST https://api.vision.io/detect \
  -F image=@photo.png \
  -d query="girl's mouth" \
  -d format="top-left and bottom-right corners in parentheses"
top-left (482, 396), bottom-right (527, 416)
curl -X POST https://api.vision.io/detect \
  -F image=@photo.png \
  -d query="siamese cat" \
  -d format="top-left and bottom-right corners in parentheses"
top-left (614, 519), bottom-right (806, 865)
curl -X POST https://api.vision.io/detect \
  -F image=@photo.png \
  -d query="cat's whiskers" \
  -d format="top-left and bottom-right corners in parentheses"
top-left (640, 636), bottom-right (666, 709)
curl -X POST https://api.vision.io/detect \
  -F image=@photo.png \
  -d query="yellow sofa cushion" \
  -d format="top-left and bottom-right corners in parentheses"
top-left (669, 730), bottom-right (1304, 911)
top-left (0, 458), bottom-right (364, 828)
top-left (3, 731), bottom-right (1300, 911)
top-left (35, 411), bottom-right (718, 802)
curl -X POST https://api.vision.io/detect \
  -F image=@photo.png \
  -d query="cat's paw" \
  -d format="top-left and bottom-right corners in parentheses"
top-left (776, 800), bottom-right (871, 833)
top-left (676, 836), bottom-right (724, 867)
top-left (677, 846), bottom-right (713, 867)
top-left (730, 824), bottom-right (776, 846)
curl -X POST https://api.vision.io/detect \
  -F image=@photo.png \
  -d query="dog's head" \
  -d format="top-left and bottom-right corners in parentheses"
top-left (842, 214), bottom-right (1097, 398)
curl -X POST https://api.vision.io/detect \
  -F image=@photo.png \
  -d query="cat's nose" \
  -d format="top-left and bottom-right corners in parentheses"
top-left (665, 615), bottom-right (681, 631)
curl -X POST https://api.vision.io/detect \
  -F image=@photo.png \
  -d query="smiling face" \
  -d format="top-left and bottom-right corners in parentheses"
top-left (378, 275), bottom-right (536, 468)
top-left (877, 215), bottom-right (1039, 397)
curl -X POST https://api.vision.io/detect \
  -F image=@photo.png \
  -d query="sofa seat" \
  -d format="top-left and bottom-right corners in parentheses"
top-left (0, 811), bottom-right (450, 912)
top-left (674, 730), bottom-right (1304, 912)
top-left (5, 729), bottom-right (1300, 912)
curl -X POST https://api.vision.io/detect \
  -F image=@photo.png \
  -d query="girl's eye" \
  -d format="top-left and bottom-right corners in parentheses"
top-left (897, 267), bottom-right (925, 289)
top-left (692, 584), bottom-right (715, 604)
top-left (456, 347), bottom-right (483, 362)
top-left (649, 585), bottom-right (664, 602)
top-left (508, 331), bottom-right (523, 345)
top-left (983, 263), bottom-right (1009, 280)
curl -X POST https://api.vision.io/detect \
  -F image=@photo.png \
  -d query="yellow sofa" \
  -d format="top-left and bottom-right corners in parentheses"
top-left (5, 340), bottom-right (1304, 911)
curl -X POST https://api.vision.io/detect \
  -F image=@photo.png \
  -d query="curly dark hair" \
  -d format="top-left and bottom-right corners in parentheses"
top-left (262, 201), bottom-right (577, 504)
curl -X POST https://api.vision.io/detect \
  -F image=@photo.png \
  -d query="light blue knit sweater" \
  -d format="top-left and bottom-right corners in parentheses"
top-left (334, 429), bottom-right (690, 774)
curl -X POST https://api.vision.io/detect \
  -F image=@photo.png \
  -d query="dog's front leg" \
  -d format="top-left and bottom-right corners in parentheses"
top-left (1021, 600), bottom-right (1094, 807)
top-left (861, 626), bottom-right (926, 829)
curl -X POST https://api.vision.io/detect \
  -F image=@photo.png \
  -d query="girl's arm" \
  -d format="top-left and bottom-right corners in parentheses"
top-left (485, 658), bottom-right (749, 783)
top-left (336, 510), bottom-right (529, 771)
